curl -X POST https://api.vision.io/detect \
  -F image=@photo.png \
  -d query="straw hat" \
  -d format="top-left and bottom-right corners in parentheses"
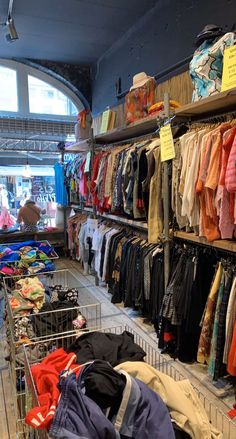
top-left (130, 72), bottom-right (154, 90)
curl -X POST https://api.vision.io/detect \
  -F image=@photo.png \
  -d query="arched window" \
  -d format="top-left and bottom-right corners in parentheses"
top-left (0, 59), bottom-right (84, 120)
top-left (28, 75), bottom-right (78, 116)
top-left (0, 65), bottom-right (18, 112)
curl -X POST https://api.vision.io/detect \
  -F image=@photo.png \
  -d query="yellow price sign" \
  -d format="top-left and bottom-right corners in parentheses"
top-left (100, 109), bottom-right (111, 134)
top-left (160, 123), bottom-right (175, 162)
top-left (222, 45), bottom-right (236, 92)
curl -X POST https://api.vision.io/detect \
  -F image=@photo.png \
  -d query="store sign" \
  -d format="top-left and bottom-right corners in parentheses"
top-left (221, 45), bottom-right (236, 92)
top-left (160, 123), bottom-right (175, 162)
top-left (31, 176), bottom-right (55, 202)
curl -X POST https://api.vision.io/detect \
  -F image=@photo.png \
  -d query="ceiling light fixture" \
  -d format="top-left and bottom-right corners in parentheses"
top-left (23, 163), bottom-right (32, 178)
top-left (22, 152), bottom-right (32, 178)
top-left (1, 0), bottom-right (19, 43)
top-left (5, 17), bottom-right (18, 42)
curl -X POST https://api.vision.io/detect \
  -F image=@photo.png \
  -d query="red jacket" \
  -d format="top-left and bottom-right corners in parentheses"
top-left (25, 348), bottom-right (81, 430)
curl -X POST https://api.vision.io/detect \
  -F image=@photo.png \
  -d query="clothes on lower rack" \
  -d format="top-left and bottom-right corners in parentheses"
top-left (172, 123), bottom-right (236, 242)
top-left (159, 244), bottom-right (236, 381)
top-left (67, 212), bottom-right (87, 259)
top-left (88, 220), bottom-right (164, 326)
top-left (197, 259), bottom-right (236, 380)
top-left (74, 218), bottom-right (164, 331)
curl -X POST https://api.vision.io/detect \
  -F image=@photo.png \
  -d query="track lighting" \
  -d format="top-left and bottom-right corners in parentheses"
top-left (0, 1), bottom-right (19, 43)
top-left (5, 17), bottom-right (18, 42)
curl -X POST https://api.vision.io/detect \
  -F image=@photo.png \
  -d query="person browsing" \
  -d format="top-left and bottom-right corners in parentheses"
top-left (17, 199), bottom-right (45, 232)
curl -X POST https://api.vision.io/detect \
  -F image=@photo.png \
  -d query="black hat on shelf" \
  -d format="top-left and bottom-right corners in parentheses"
top-left (195, 24), bottom-right (224, 47)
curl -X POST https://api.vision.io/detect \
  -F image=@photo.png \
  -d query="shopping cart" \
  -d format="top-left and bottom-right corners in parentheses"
top-left (22, 325), bottom-right (236, 439)
top-left (3, 268), bottom-right (101, 437)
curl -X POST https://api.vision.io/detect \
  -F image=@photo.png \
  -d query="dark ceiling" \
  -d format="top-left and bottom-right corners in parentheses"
top-left (0, 0), bottom-right (156, 64)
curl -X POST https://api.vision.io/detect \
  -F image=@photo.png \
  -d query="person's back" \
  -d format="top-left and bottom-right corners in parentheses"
top-left (17, 200), bottom-right (41, 232)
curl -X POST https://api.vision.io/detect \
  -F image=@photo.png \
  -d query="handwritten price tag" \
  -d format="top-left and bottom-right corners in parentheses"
top-left (160, 124), bottom-right (175, 162)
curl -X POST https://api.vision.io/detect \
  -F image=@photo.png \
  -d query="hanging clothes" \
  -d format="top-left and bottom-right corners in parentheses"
top-left (172, 121), bottom-right (236, 242)
top-left (87, 140), bottom-right (164, 243)
top-left (148, 147), bottom-right (164, 243)
top-left (197, 262), bottom-right (223, 364)
top-left (54, 162), bottom-right (68, 206)
top-left (64, 152), bottom-right (91, 206)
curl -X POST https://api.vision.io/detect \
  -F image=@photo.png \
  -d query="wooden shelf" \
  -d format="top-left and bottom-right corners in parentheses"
top-left (69, 205), bottom-right (146, 228)
top-left (95, 114), bottom-right (158, 143)
top-left (84, 207), bottom-right (94, 213)
top-left (175, 87), bottom-right (236, 119)
top-left (99, 212), bottom-right (148, 231)
top-left (69, 204), bottom-right (82, 210)
top-left (94, 88), bottom-right (236, 145)
top-left (64, 139), bottom-right (91, 153)
top-left (174, 231), bottom-right (236, 253)
top-left (69, 204), bottom-right (93, 213)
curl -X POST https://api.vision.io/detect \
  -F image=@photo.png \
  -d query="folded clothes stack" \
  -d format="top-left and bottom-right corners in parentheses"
top-left (0, 240), bottom-right (57, 276)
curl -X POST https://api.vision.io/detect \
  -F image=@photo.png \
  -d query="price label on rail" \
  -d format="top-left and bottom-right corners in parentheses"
top-left (160, 123), bottom-right (175, 161)
top-left (222, 45), bottom-right (236, 92)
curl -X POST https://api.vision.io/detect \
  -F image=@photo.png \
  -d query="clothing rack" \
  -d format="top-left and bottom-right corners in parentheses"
top-left (63, 128), bottom-right (96, 251)
top-left (95, 127), bottom-right (160, 148)
top-left (97, 212), bottom-right (148, 232)
top-left (181, 108), bottom-right (236, 125)
top-left (73, 93), bottom-right (236, 290)
top-left (99, 217), bottom-right (149, 240)
top-left (173, 234), bottom-right (236, 256)
top-left (189, 109), bottom-right (236, 124)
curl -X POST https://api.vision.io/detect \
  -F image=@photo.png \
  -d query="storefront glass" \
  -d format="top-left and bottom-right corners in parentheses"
top-left (0, 166), bottom-right (57, 230)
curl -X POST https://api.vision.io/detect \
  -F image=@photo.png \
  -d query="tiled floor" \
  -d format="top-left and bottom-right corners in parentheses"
top-left (0, 258), bottom-right (236, 438)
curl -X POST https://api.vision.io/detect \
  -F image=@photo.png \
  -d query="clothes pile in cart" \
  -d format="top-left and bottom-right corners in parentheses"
top-left (0, 240), bottom-right (57, 275)
top-left (25, 330), bottom-right (222, 439)
top-left (5, 275), bottom-right (86, 349)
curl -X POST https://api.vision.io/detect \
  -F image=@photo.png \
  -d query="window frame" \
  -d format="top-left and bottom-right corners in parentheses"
top-left (0, 59), bottom-right (84, 120)
top-left (0, 64), bottom-right (18, 112)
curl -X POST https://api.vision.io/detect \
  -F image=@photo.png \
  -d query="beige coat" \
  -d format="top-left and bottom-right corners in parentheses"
top-left (115, 361), bottom-right (222, 439)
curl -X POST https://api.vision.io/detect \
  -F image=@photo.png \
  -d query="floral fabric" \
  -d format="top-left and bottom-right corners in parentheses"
top-left (125, 78), bottom-right (156, 124)
top-left (190, 32), bottom-right (235, 102)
